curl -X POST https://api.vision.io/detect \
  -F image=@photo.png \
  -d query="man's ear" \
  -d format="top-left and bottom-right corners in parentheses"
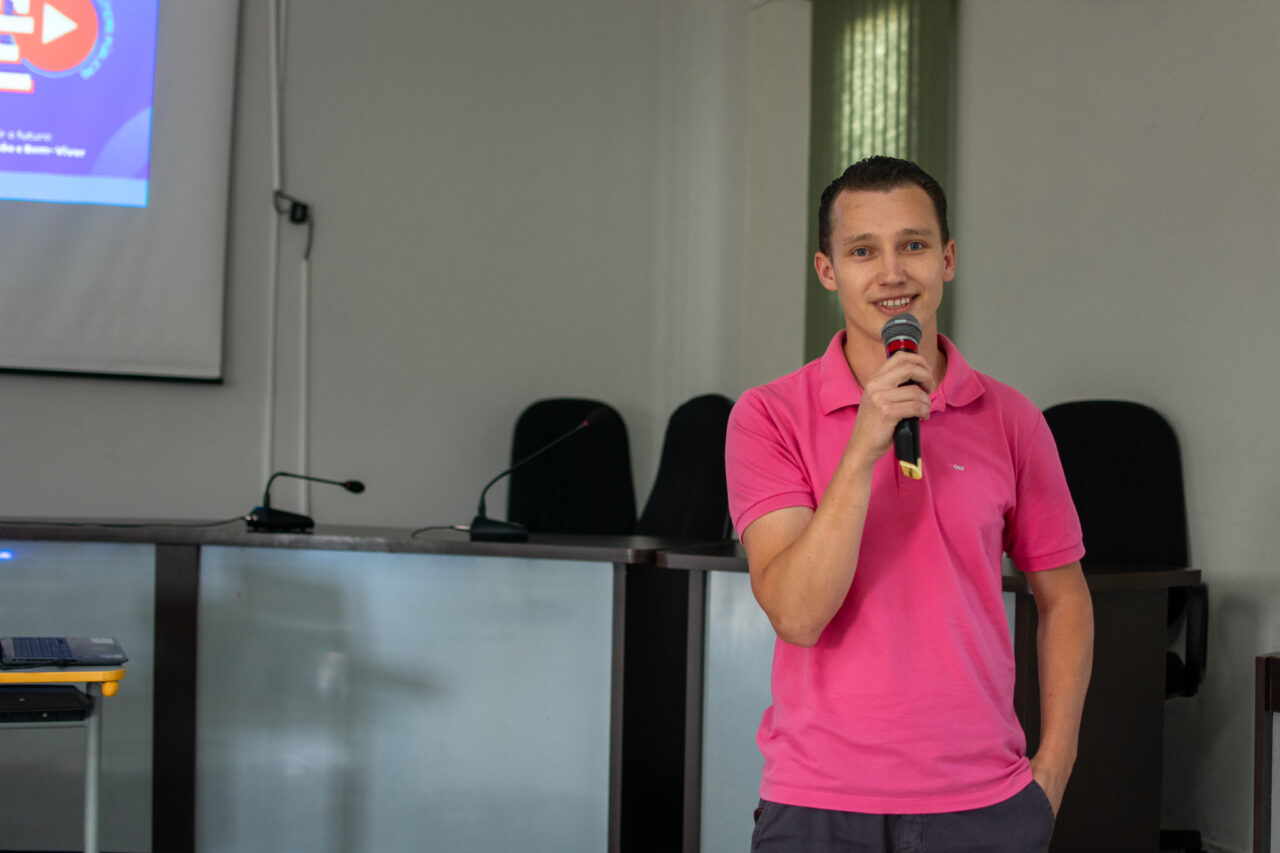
top-left (814, 251), bottom-right (837, 292)
top-left (942, 239), bottom-right (957, 282)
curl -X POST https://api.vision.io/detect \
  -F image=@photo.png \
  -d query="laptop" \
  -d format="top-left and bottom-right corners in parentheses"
top-left (0, 636), bottom-right (128, 667)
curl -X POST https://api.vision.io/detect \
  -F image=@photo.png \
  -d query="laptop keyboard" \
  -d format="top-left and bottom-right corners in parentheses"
top-left (13, 637), bottom-right (73, 660)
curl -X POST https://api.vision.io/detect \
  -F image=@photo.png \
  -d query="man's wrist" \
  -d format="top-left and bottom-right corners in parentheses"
top-left (1029, 743), bottom-right (1076, 778)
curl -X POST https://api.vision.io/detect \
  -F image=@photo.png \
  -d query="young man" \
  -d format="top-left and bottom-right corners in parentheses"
top-left (725, 156), bottom-right (1093, 852)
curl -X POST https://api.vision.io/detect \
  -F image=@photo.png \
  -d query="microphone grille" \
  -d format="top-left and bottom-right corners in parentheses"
top-left (881, 312), bottom-right (922, 347)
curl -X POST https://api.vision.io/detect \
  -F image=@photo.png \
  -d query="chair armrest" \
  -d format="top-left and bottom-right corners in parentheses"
top-left (1177, 583), bottom-right (1208, 697)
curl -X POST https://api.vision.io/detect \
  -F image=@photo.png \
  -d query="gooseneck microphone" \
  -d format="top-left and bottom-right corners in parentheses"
top-left (881, 312), bottom-right (924, 480)
top-left (469, 407), bottom-right (609, 542)
top-left (246, 471), bottom-right (366, 532)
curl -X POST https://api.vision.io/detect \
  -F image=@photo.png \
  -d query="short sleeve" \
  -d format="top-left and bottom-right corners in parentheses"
top-left (1003, 412), bottom-right (1085, 572)
top-left (725, 389), bottom-right (817, 537)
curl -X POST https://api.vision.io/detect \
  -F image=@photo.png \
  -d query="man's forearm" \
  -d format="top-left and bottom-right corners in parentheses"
top-left (1028, 564), bottom-right (1093, 812)
top-left (748, 452), bottom-right (875, 646)
top-left (1035, 605), bottom-right (1092, 758)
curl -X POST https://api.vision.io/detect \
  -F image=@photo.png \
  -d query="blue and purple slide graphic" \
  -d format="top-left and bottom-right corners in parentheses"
top-left (0, 0), bottom-right (158, 207)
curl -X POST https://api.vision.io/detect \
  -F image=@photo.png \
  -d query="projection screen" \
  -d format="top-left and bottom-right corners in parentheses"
top-left (0, 0), bottom-right (239, 379)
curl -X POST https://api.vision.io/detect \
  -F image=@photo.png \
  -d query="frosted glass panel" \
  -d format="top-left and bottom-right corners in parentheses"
top-left (700, 570), bottom-right (774, 853)
top-left (0, 540), bottom-right (154, 852)
top-left (198, 547), bottom-right (613, 853)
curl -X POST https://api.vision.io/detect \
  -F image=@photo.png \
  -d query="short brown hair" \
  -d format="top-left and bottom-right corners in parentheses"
top-left (818, 156), bottom-right (950, 256)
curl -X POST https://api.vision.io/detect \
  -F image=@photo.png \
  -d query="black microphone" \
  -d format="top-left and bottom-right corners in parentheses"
top-left (881, 313), bottom-right (924, 480)
top-left (246, 471), bottom-right (366, 532)
top-left (469, 406), bottom-right (610, 542)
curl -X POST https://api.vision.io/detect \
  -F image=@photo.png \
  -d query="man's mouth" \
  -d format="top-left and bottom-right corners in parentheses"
top-left (875, 296), bottom-right (914, 310)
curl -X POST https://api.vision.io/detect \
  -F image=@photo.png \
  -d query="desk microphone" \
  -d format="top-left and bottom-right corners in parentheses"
top-left (247, 471), bottom-right (366, 532)
top-left (882, 312), bottom-right (924, 480)
top-left (469, 407), bottom-right (609, 542)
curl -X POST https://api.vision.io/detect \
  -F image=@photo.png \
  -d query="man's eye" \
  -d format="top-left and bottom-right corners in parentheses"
top-left (906, 241), bottom-right (924, 251)
top-left (852, 247), bottom-right (869, 257)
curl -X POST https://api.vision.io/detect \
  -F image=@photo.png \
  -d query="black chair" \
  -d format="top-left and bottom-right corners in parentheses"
top-left (1042, 400), bottom-right (1208, 853)
top-left (506, 398), bottom-right (636, 535)
top-left (635, 393), bottom-right (734, 539)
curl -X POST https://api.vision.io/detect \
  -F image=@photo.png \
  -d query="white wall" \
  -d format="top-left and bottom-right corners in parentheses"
top-left (0, 0), bottom-right (759, 528)
top-left (745, 0), bottom-right (811, 389)
top-left (953, 3), bottom-right (1280, 850)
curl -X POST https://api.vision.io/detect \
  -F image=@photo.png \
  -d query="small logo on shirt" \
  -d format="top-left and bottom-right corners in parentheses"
top-left (952, 464), bottom-right (966, 472)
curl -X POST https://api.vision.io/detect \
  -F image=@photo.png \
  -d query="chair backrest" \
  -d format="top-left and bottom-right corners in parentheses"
top-left (1042, 399), bottom-right (1188, 568)
top-left (1043, 399), bottom-right (1206, 698)
top-left (506, 398), bottom-right (636, 535)
top-left (636, 393), bottom-right (734, 539)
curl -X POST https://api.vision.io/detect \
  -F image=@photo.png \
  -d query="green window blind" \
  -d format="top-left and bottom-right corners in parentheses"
top-left (804, 0), bottom-right (955, 361)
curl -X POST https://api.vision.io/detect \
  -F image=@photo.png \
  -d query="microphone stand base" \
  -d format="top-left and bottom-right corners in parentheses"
top-left (468, 516), bottom-right (529, 542)
top-left (246, 507), bottom-right (316, 533)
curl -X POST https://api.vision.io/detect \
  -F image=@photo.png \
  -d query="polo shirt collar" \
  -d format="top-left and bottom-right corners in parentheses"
top-left (818, 330), bottom-right (986, 415)
top-left (819, 330), bottom-right (864, 413)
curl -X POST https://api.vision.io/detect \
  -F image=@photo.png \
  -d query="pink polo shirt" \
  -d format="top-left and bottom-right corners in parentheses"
top-left (725, 331), bottom-right (1083, 814)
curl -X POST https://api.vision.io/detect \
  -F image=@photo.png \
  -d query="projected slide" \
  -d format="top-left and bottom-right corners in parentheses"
top-left (0, 0), bottom-right (158, 207)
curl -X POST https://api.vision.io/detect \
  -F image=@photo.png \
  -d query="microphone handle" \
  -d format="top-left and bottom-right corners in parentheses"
top-left (883, 313), bottom-right (924, 480)
top-left (894, 417), bottom-right (922, 479)
top-left (892, 377), bottom-right (923, 479)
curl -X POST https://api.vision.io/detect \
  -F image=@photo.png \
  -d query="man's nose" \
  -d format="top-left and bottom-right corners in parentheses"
top-left (878, 253), bottom-right (906, 284)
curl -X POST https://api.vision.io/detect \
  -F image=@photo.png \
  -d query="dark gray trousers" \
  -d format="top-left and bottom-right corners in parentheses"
top-left (750, 782), bottom-right (1055, 853)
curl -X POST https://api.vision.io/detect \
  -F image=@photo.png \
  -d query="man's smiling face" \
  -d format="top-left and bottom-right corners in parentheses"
top-left (815, 184), bottom-right (956, 352)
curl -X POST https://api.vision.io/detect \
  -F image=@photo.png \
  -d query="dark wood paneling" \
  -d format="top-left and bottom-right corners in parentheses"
top-left (153, 544), bottom-right (200, 853)
top-left (1017, 589), bottom-right (1166, 853)
top-left (683, 571), bottom-right (708, 853)
top-left (619, 565), bottom-right (690, 853)
top-left (1256, 653), bottom-right (1280, 853)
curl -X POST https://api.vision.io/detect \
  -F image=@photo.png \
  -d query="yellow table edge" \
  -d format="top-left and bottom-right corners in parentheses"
top-left (0, 667), bottom-right (126, 696)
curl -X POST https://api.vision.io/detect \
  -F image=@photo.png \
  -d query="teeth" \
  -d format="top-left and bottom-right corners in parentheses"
top-left (878, 297), bottom-right (912, 308)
